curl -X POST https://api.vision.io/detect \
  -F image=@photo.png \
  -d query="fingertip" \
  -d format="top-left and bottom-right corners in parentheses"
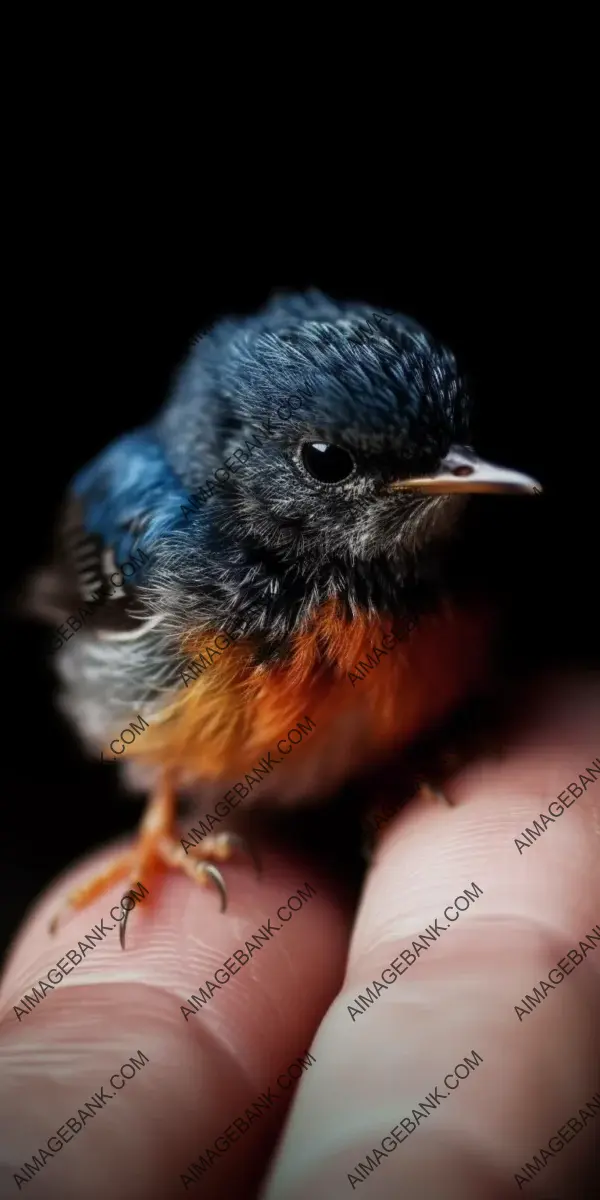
top-left (0, 836), bottom-right (354, 1199)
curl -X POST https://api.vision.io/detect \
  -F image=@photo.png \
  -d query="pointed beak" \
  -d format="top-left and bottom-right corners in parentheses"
top-left (388, 446), bottom-right (542, 496)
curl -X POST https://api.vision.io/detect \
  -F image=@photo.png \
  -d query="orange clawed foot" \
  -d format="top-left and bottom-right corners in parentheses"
top-left (158, 830), bottom-right (261, 915)
top-left (48, 783), bottom-right (260, 949)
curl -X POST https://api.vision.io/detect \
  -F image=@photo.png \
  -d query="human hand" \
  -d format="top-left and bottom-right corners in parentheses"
top-left (1, 674), bottom-right (598, 1199)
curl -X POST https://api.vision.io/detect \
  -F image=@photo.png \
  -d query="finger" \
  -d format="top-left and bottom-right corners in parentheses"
top-left (0, 833), bottom-right (354, 1200)
top-left (263, 673), bottom-right (600, 1199)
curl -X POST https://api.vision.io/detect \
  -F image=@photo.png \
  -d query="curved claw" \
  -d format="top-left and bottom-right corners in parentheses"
top-left (119, 906), bottom-right (130, 950)
top-left (187, 832), bottom-right (262, 878)
top-left (201, 863), bottom-right (228, 912)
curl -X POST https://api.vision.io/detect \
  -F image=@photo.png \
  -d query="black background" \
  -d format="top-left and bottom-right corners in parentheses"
top-left (2, 207), bottom-right (597, 964)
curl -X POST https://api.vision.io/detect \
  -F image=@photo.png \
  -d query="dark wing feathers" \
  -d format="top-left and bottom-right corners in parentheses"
top-left (28, 428), bottom-right (192, 634)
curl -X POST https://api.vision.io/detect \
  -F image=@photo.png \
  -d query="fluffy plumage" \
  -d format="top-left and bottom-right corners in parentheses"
top-left (32, 289), bottom-right (500, 805)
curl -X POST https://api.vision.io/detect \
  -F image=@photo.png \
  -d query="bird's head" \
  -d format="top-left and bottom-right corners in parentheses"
top-left (154, 295), bottom-right (540, 635)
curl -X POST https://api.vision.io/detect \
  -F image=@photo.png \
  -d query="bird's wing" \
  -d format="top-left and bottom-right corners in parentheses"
top-left (29, 428), bottom-right (191, 637)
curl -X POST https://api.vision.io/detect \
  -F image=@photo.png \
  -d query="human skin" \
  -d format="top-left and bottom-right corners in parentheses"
top-left (0, 674), bottom-right (599, 1199)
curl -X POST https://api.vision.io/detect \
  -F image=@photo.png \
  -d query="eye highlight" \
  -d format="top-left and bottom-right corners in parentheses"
top-left (301, 442), bottom-right (355, 484)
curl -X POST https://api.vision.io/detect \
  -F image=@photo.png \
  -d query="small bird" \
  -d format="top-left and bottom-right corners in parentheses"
top-left (30, 289), bottom-right (540, 942)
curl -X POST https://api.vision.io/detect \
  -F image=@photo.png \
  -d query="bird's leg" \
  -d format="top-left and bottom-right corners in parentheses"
top-left (49, 777), bottom-right (239, 946)
top-left (48, 779), bottom-right (176, 941)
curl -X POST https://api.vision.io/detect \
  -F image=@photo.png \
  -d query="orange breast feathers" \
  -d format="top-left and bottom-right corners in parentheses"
top-left (121, 599), bottom-right (495, 794)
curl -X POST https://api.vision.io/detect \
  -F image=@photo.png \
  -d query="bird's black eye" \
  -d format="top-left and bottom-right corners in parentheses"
top-left (301, 442), bottom-right (355, 483)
